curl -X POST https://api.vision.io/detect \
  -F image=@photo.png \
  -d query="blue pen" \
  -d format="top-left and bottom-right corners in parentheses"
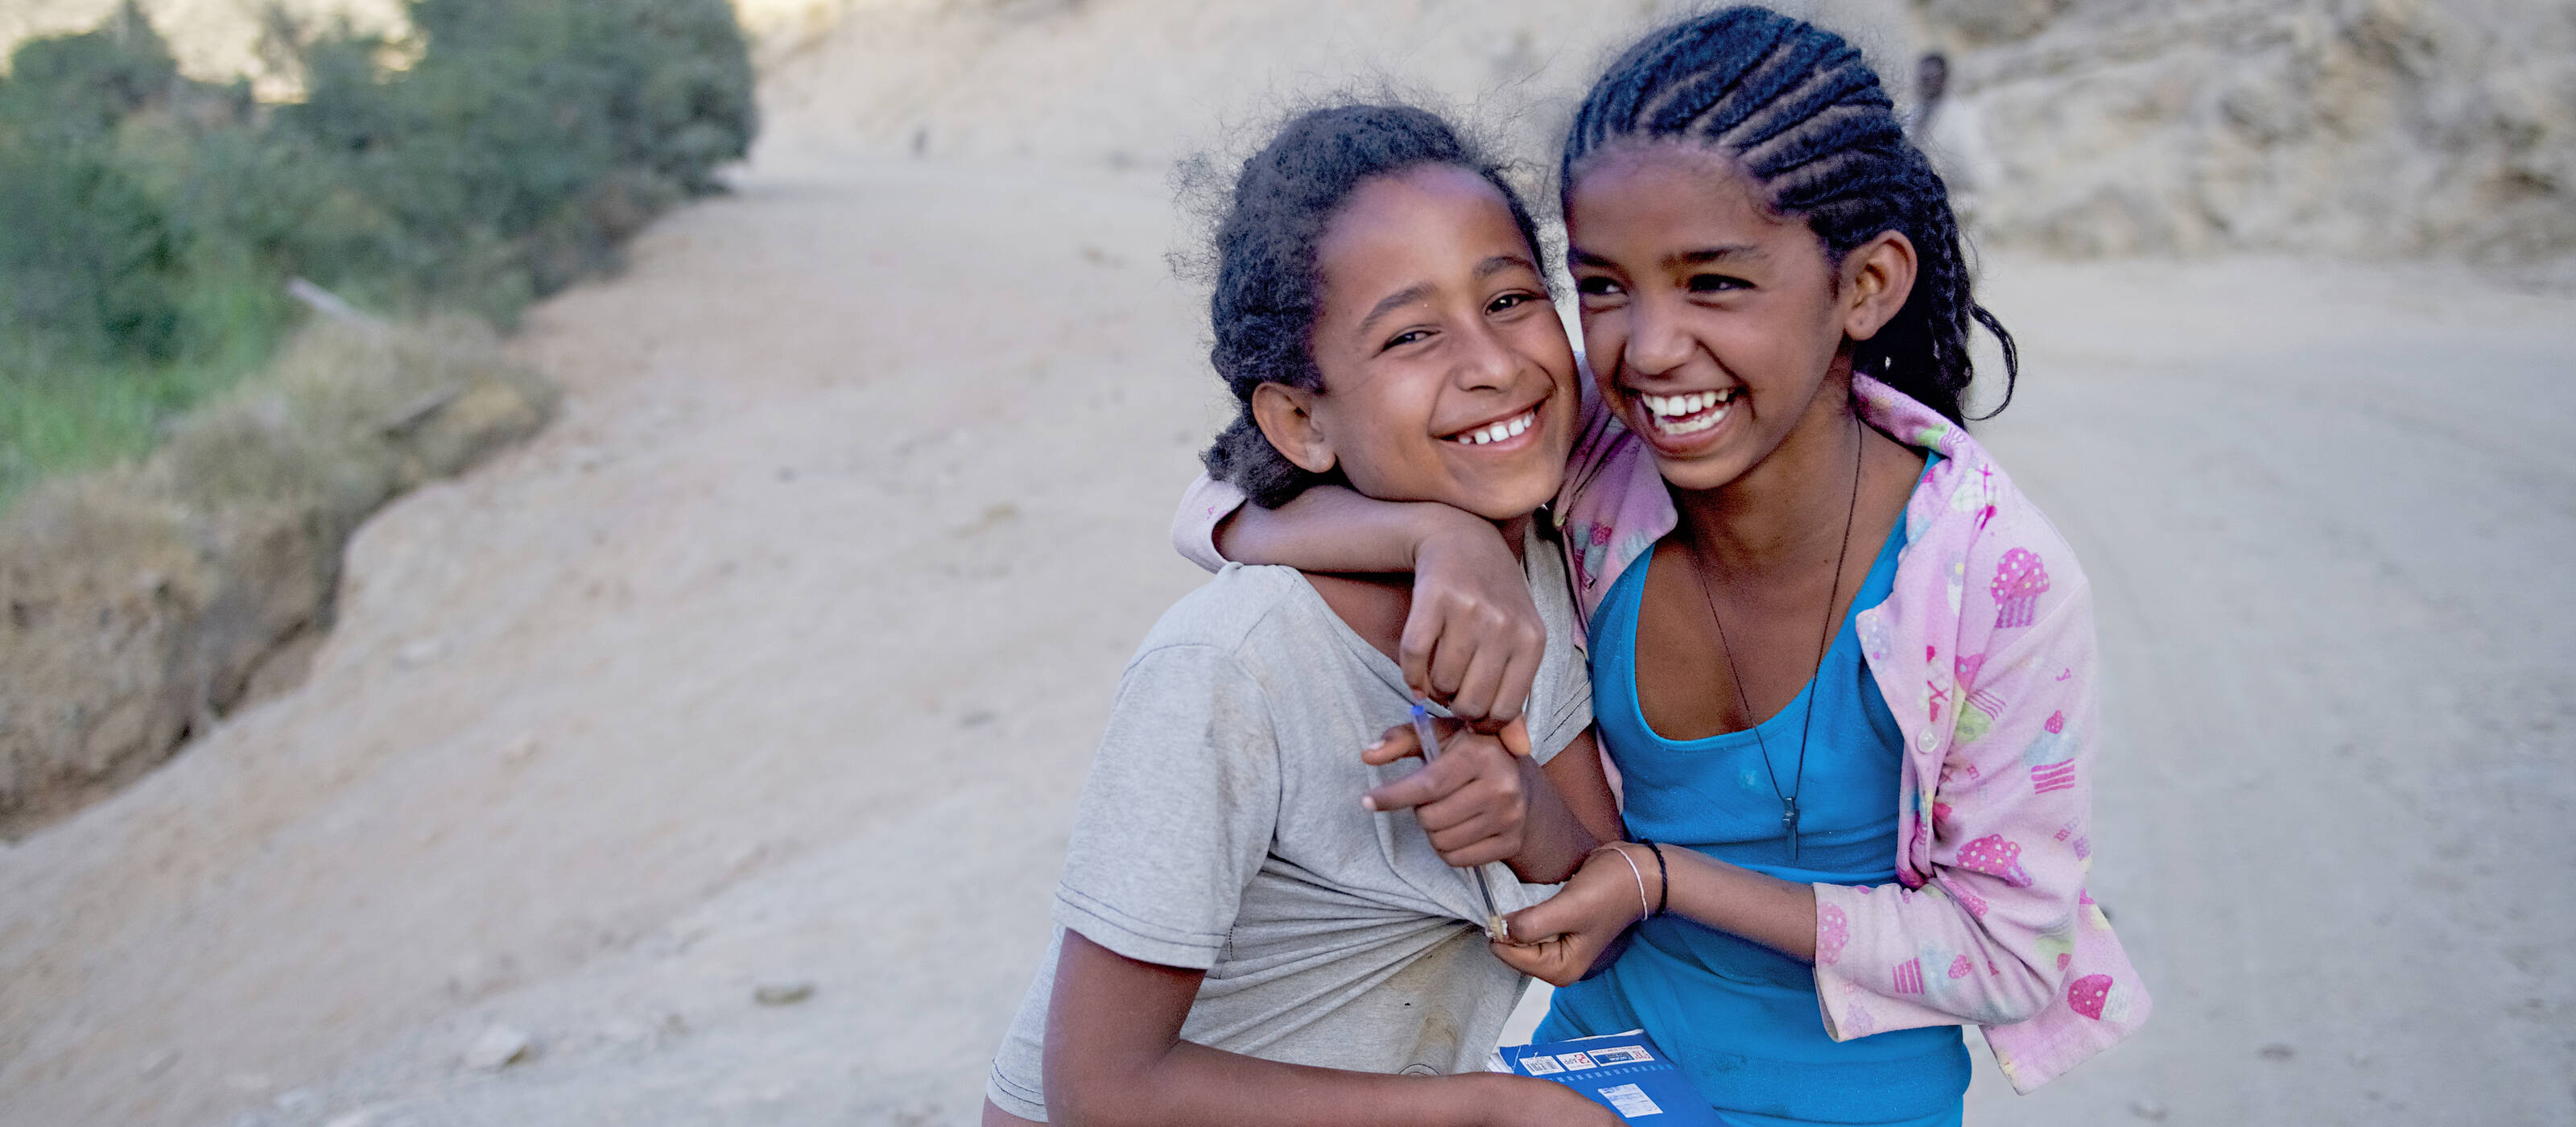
top-left (1412, 701), bottom-right (1506, 939)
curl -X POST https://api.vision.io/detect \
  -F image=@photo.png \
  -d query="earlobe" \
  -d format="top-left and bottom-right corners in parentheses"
top-left (1249, 382), bottom-right (1338, 475)
top-left (1842, 232), bottom-right (1919, 342)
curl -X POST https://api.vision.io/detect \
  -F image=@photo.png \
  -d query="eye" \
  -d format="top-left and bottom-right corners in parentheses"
top-left (1487, 291), bottom-right (1540, 314)
top-left (1575, 276), bottom-right (1623, 298)
top-left (1687, 273), bottom-right (1750, 294)
top-left (1382, 328), bottom-right (1433, 351)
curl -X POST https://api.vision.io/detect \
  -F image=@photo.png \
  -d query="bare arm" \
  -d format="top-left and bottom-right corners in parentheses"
top-left (1043, 931), bottom-right (1618, 1127)
top-left (1491, 843), bottom-right (1818, 987)
top-left (1216, 485), bottom-right (1546, 726)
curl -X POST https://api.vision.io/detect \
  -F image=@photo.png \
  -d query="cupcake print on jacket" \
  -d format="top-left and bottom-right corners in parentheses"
top-left (1990, 548), bottom-right (2050, 629)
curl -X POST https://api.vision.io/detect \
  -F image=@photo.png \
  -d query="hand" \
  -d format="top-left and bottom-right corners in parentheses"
top-left (1464, 1072), bottom-right (1627, 1127)
top-left (1406, 519), bottom-right (1546, 726)
top-left (1361, 717), bottom-right (1532, 869)
top-left (1488, 845), bottom-right (1654, 988)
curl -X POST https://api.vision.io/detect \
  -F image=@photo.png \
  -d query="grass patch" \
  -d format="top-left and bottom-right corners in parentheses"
top-left (0, 0), bottom-right (754, 511)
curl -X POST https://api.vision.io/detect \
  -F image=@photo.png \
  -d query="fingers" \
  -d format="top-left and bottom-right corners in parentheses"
top-left (1496, 643), bottom-right (1542, 733)
top-left (1497, 716), bottom-right (1530, 758)
top-left (1487, 932), bottom-right (1586, 988)
top-left (1362, 729), bottom-right (1526, 868)
top-left (1447, 642), bottom-right (1511, 725)
top-left (1359, 723), bottom-right (1420, 767)
top-left (1397, 599), bottom-right (1444, 703)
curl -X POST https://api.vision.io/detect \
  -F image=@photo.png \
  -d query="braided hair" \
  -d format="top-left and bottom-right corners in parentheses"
top-left (1200, 104), bottom-right (1546, 507)
top-left (1562, 6), bottom-right (2015, 423)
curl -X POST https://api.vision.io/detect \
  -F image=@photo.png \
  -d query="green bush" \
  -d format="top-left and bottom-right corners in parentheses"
top-left (0, 0), bottom-right (756, 508)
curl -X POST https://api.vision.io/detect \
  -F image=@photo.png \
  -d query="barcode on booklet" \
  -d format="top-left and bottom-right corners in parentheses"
top-left (1599, 1083), bottom-right (1663, 1118)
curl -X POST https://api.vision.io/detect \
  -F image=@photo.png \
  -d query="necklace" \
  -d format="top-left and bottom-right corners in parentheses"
top-left (1683, 414), bottom-right (1863, 861)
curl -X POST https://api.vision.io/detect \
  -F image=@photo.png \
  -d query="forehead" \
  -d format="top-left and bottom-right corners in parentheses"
top-left (1564, 141), bottom-right (1794, 247)
top-left (1315, 165), bottom-right (1527, 291)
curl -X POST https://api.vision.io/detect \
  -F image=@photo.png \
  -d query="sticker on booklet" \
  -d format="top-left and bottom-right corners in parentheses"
top-left (1599, 1083), bottom-right (1663, 1118)
top-left (1497, 1030), bottom-right (1719, 1125)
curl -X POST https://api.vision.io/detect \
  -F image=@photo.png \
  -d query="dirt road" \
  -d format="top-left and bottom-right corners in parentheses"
top-left (3, 3), bottom-right (2573, 1125)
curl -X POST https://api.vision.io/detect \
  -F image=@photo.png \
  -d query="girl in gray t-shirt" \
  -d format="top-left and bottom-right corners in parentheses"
top-left (980, 105), bottom-right (1624, 1127)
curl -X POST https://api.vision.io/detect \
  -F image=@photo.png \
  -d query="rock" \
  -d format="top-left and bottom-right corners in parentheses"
top-left (461, 1025), bottom-right (539, 1071)
top-left (446, 952), bottom-right (520, 1001)
top-left (2130, 1098), bottom-right (2169, 1121)
top-left (138, 1048), bottom-right (179, 1078)
top-left (398, 638), bottom-right (449, 668)
top-left (753, 980), bottom-right (815, 1006)
top-left (1926, 0), bottom-right (2576, 262)
top-left (2258, 1042), bottom-right (2295, 1062)
top-left (599, 1018), bottom-right (653, 1046)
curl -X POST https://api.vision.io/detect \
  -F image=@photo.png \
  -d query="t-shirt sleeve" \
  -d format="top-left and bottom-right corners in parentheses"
top-left (1170, 473), bottom-right (1249, 574)
top-left (1052, 643), bottom-right (1280, 969)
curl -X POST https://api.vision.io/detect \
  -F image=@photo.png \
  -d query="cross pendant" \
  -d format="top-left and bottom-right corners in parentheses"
top-left (1781, 800), bottom-right (1801, 860)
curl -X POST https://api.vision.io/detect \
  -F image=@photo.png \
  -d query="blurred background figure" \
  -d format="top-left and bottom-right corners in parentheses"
top-left (1905, 51), bottom-right (2000, 229)
top-left (0, 2), bottom-right (2570, 1126)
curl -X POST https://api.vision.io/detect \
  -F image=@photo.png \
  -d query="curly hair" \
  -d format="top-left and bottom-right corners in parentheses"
top-left (1199, 104), bottom-right (1547, 507)
top-left (1562, 6), bottom-right (2016, 423)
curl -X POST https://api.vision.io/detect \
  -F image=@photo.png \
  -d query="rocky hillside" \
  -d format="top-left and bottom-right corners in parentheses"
top-left (1917, 0), bottom-right (2576, 262)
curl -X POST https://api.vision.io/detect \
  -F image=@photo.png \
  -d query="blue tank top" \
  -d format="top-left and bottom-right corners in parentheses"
top-left (1539, 465), bottom-right (1971, 1126)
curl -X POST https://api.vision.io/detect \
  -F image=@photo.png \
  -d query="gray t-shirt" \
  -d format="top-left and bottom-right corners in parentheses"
top-left (986, 535), bottom-right (1592, 1121)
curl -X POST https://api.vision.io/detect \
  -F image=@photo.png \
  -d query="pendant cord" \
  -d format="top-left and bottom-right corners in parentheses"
top-left (1686, 412), bottom-right (1864, 852)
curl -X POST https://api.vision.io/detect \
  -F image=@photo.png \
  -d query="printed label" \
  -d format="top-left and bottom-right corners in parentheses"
top-left (1600, 1083), bottom-right (1662, 1117)
top-left (1584, 1045), bottom-right (1653, 1065)
top-left (1556, 1051), bottom-right (1598, 1071)
top-left (1518, 1055), bottom-right (1564, 1075)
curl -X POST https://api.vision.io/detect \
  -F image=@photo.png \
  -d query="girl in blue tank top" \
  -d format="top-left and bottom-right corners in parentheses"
top-left (1537, 456), bottom-right (1969, 1127)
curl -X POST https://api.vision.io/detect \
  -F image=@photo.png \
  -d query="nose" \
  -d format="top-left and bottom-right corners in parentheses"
top-left (1453, 316), bottom-right (1520, 393)
top-left (1622, 292), bottom-right (1693, 381)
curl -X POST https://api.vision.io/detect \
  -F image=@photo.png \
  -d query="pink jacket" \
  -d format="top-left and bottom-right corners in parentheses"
top-left (1173, 375), bottom-right (2148, 1092)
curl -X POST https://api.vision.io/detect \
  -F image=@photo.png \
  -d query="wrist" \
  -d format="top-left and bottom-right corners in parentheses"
top-left (1406, 505), bottom-right (1499, 571)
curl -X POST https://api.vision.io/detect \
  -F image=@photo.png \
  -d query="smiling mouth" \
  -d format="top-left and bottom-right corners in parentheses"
top-left (1443, 405), bottom-right (1540, 447)
top-left (1637, 388), bottom-right (1740, 437)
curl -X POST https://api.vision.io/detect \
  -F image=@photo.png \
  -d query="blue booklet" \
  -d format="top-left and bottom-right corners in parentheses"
top-left (1492, 1030), bottom-right (1721, 1125)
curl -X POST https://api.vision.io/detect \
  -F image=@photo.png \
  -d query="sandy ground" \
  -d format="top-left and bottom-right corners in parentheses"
top-left (5, 3), bottom-right (2576, 1125)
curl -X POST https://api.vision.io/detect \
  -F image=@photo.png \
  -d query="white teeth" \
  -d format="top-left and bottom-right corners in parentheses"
top-left (1450, 408), bottom-right (1536, 446)
top-left (1651, 400), bottom-right (1731, 436)
top-left (1641, 390), bottom-right (1739, 418)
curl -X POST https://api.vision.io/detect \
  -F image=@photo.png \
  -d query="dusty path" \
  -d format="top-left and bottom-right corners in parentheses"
top-left (4, 3), bottom-right (2574, 1125)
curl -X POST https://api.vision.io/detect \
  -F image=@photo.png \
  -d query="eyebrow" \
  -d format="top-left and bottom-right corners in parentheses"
top-left (1668, 244), bottom-right (1767, 269)
top-left (1357, 283), bottom-right (1435, 335)
top-left (1358, 255), bottom-right (1540, 333)
top-left (1567, 244), bottom-right (1767, 270)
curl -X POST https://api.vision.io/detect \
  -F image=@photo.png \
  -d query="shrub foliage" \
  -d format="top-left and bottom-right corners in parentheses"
top-left (0, 0), bottom-right (754, 502)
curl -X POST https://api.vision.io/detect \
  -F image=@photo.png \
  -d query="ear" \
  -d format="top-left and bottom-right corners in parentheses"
top-left (1838, 230), bottom-right (1918, 343)
top-left (1249, 382), bottom-right (1339, 475)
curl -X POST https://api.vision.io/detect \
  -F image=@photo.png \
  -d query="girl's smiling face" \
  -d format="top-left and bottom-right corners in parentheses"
top-left (1565, 142), bottom-right (1912, 493)
top-left (1253, 163), bottom-right (1579, 522)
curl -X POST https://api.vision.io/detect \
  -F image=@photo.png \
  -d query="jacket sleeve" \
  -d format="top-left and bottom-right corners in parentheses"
top-left (1812, 579), bottom-right (2101, 1038)
top-left (1170, 473), bottom-right (1248, 574)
